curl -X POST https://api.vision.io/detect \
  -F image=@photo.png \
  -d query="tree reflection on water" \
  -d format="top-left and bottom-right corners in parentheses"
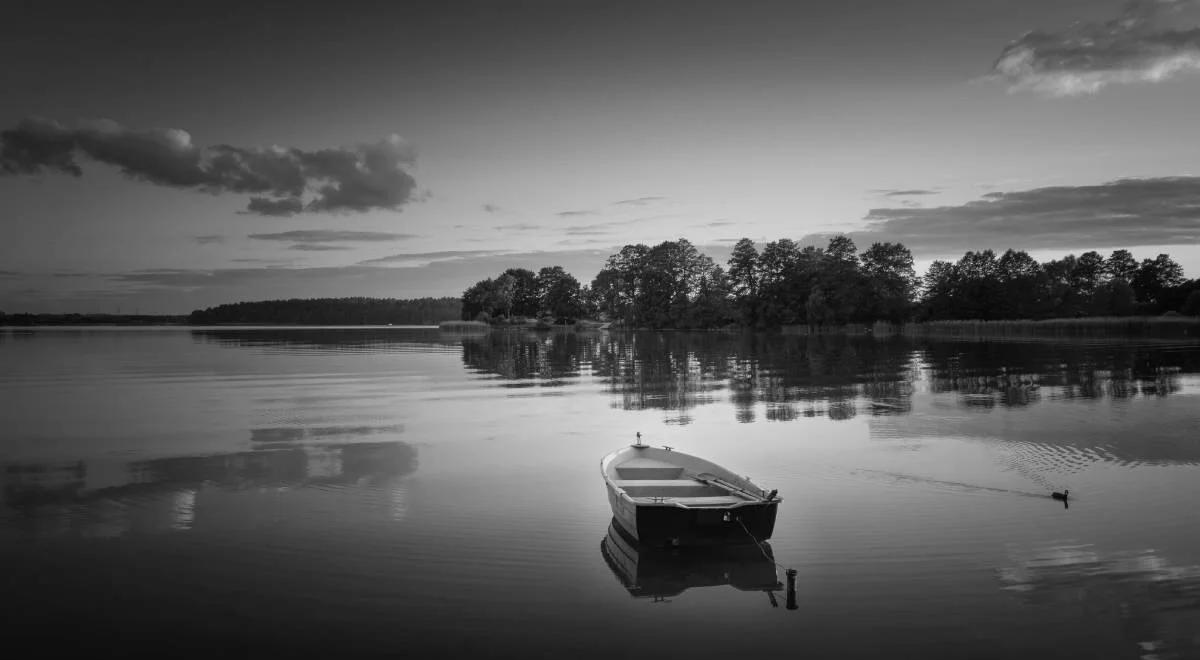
top-left (457, 329), bottom-right (1199, 423)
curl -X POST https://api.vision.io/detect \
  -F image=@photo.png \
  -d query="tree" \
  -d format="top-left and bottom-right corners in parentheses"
top-left (503, 268), bottom-right (540, 317)
top-left (727, 238), bottom-right (760, 298)
top-left (918, 260), bottom-right (958, 320)
top-left (690, 267), bottom-right (735, 328)
top-left (1071, 251), bottom-right (1106, 297)
top-left (491, 273), bottom-right (516, 318)
top-left (1132, 254), bottom-right (1186, 309)
top-left (1106, 249), bottom-right (1138, 282)
top-left (955, 250), bottom-right (1001, 319)
top-left (860, 242), bottom-right (916, 323)
top-left (1182, 289), bottom-right (1200, 316)
top-left (996, 249), bottom-right (1041, 318)
top-left (590, 244), bottom-right (649, 325)
top-left (637, 239), bottom-right (716, 328)
top-left (1089, 280), bottom-right (1136, 316)
top-left (825, 234), bottom-right (858, 267)
top-left (537, 266), bottom-right (582, 322)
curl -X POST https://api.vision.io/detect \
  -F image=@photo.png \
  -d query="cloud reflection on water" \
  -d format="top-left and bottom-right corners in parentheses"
top-left (1, 440), bottom-right (417, 539)
top-left (999, 543), bottom-right (1200, 659)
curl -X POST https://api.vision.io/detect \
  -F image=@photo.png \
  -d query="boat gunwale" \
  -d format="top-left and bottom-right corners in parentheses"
top-left (600, 445), bottom-right (781, 510)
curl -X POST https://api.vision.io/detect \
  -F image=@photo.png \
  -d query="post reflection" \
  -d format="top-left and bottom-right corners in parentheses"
top-left (600, 520), bottom-right (782, 604)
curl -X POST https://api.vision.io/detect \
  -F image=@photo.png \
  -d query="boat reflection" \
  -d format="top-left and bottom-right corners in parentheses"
top-left (600, 519), bottom-right (782, 604)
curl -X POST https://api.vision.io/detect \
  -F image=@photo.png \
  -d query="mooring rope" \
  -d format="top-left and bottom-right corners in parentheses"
top-left (737, 517), bottom-right (787, 572)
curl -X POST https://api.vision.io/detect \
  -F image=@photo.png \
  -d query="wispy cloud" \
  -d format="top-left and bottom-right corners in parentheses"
top-left (555, 209), bottom-right (594, 217)
top-left (482, 203), bottom-right (501, 213)
top-left (875, 189), bottom-right (939, 197)
top-left (288, 244), bottom-right (352, 251)
top-left (0, 117), bottom-right (419, 215)
top-left (358, 250), bottom-right (508, 266)
top-left (612, 196), bottom-right (665, 206)
top-left (194, 235), bottom-right (225, 245)
top-left (495, 223), bottom-right (542, 231)
top-left (810, 176), bottom-right (1200, 254)
top-left (248, 230), bottom-right (417, 243)
top-left (992, 0), bottom-right (1200, 96)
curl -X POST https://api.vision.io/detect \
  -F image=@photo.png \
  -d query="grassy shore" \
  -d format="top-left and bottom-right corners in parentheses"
top-left (903, 316), bottom-right (1200, 339)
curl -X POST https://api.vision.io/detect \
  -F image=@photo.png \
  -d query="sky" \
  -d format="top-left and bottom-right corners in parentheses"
top-left (3, 0), bottom-right (1200, 314)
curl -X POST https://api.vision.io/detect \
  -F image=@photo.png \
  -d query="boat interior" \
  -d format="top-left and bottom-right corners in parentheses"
top-left (610, 455), bottom-right (761, 506)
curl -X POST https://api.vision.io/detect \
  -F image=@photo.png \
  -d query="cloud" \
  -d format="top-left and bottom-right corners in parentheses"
top-left (246, 197), bottom-right (304, 217)
top-left (247, 230), bottom-right (417, 243)
top-left (194, 235), bottom-right (225, 245)
top-left (358, 250), bottom-right (508, 266)
top-left (495, 223), bottom-right (542, 231)
top-left (876, 189), bottom-right (939, 197)
top-left (808, 176), bottom-right (1200, 254)
top-left (612, 196), bottom-right (665, 206)
top-left (555, 209), bottom-right (594, 217)
top-left (992, 0), bottom-right (1200, 96)
top-left (482, 203), bottom-right (501, 213)
top-left (698, 220), bottom-right (736, 227)
top-left (0, 117), bottom-right (418, 215)
top-left (288, 244), bottom-right (352, 251)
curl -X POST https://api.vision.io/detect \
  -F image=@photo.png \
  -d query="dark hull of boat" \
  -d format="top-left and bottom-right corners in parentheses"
top-left (606, 483), bottom-right (779, 547)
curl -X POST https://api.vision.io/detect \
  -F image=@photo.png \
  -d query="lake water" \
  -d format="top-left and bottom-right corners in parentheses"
top-left (2, 326), bottom-right (1200, 658)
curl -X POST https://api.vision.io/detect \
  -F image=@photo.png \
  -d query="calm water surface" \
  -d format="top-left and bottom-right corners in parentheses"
top-left (2, 327), bottom-right (1200, 657)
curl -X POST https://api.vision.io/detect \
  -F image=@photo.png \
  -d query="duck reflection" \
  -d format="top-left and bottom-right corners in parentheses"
top-left (600, 520), bottom-right (782, 604)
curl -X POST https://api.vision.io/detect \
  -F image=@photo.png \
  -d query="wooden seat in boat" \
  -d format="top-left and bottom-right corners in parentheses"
top-left (615, 457), bottom-right (686, 480)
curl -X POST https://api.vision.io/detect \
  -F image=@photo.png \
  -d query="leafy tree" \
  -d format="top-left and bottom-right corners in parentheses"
top-left (537, 266), bottom-right (582, 322)
top-left (503, 268), bottom-right (540, 317)
top-left (689, 267), bottom-right (735, 328)
top-left (1106, 249), bottom-right (1138, 282)
top-left (859, 242), bottom-right (915, 323)
top-left (727, 238), bottom-right (760, 298)
top-left (1071, 251), bottom-right (1106, 297)
top-left (727, 238), bottom-right (761, 325)
top-left (591, 244), bottom-right (650, 325)
top-left (1133, 254), bottom-right (1186, 310)
top-left (995, 249), bottom-right (1041, 318)
top-left (1182, 289), bottom-right (1200, 316)
top-left (1089, 280), bottom-right (1137, 316)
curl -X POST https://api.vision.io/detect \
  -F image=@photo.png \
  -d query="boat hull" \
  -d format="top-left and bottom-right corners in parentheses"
top-left (605, 479), bottom-right (779, 547)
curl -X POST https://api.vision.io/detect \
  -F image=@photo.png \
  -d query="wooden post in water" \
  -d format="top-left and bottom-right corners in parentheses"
top-left (785, 568), bottom-right (797, 610)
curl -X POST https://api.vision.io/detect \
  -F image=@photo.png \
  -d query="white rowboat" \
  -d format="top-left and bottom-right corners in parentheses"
top-left (601, 440), bottom-right (780, 547)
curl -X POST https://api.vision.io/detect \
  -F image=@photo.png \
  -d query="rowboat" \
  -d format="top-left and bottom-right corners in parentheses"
top-left (600, 519), bottom-right (782, 600)
top-left (600, 437), bottom-right (780, 547)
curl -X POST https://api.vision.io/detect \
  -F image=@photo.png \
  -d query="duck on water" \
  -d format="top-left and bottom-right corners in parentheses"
top-left (601, 433), bottom-right (781, 548)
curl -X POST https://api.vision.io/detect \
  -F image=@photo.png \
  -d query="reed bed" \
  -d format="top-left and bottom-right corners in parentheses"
top-left (903, 316), bottom-right (1200, 339)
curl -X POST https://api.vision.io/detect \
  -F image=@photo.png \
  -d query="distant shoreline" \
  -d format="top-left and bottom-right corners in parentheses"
top-left (3, 312), bottom-right (1197, 340)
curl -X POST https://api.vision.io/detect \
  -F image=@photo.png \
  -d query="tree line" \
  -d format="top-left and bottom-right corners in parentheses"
top-left (461, 237), bottom-right (1200, 329)
top-left (188, 297), bottom-right (461, 325)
